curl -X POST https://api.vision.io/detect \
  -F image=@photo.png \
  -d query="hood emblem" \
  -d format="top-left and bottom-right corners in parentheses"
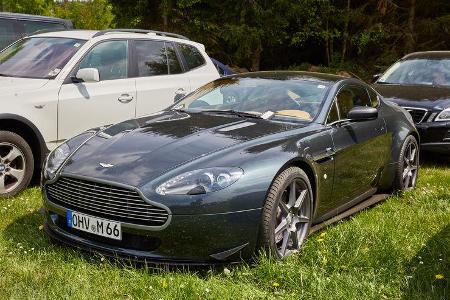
top-left (99, 163), bottom-right (114, 168)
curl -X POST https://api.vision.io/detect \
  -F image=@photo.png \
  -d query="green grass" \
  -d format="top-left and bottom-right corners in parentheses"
top-left (0, 159), bottom-right (449, 299)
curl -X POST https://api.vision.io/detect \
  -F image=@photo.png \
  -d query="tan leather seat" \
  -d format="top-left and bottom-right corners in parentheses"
top-left (276, 110), bottom-right (312, 120)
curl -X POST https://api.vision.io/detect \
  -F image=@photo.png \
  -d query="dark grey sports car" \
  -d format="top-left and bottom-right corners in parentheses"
top-left (42, 72), bottom-right (419, 264)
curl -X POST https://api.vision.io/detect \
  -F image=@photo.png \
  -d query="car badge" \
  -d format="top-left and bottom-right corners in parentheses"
top-left (99, 163), bottom-right (114, 168)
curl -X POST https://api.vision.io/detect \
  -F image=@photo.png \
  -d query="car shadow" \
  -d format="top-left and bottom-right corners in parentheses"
top-left (401, 223), bottom-right (450, 299)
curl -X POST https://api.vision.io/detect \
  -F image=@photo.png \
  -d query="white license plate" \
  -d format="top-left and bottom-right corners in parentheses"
top-left (67, 210), bottom-right (122, 240)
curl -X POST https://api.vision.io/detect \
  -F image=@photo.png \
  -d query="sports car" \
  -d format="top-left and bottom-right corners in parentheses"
top-left (42, 72), bottom-right (419, 263)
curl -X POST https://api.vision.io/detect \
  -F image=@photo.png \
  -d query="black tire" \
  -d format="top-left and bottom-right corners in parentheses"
top-left (0, 131), bottom-right (34, 197)
top-left (392, 135), bottom-right (419, 192)
top-left (259, 167), bottom-right (313, 259)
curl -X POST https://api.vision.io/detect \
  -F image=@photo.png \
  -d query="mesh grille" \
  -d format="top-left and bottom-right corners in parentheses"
top-left (46, 176), bottom-right (169, 226)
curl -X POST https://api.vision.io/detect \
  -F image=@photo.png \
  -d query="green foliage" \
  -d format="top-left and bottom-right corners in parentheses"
top-left (53, 0), bottom-right (114, 30)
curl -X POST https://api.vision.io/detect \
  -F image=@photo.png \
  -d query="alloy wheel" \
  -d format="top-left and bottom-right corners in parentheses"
top-left (402, 140), bottom-right (418, 189)
top-left (274, 179), bottom-right (311, 258)
top-left (0, 143), bottom-right (26, 195)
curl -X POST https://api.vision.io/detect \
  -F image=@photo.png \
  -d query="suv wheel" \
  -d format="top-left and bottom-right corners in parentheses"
top-left (0, 131), bottom-right (34, 197)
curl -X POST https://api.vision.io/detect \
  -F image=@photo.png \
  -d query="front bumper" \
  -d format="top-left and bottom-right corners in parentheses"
top-left (44, 198), bottom-right (262, 264)
top-left (416, 121), bottom-right (450, 154)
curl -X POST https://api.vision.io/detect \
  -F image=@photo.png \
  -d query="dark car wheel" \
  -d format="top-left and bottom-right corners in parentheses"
top-left (0, 131), bottom-right (34, 197)
top-left (259, 167), bottom-right (313, 259)
top-left (393, 135), bottom-right (419, 191)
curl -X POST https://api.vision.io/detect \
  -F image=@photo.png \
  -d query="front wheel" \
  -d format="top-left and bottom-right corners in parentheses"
top-left (393, 135), bottom-right (419, 191)
top-left (0, 131), bottom-right (34, 197)
top-left (259, 167), bottom-right (313, 259)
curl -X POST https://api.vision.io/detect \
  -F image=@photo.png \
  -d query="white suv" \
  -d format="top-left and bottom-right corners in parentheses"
top-left (0, 29), bottom-right (220, 196)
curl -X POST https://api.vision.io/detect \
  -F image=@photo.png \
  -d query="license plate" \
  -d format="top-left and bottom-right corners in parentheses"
top-left (66, 210), bottom-right (122, 240)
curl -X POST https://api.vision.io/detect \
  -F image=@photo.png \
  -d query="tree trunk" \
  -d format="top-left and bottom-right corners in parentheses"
top-left (341, 0), bottom-right (351, 63)
top-left (251, 46), bottom-right (262, 71)
top-left (405, 0), bottom-right (416, 53)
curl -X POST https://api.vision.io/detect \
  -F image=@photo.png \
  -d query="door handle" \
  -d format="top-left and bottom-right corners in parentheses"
top-left (118, 94), bottom-right (133, 103)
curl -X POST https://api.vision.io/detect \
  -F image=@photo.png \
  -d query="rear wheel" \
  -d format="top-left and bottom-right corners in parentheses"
top-left (259, 167), bottom-right (313, 259)
top-left (0, 131), bottom-right (34, 197)
top-left (393, 135), bottom-right (419, 191)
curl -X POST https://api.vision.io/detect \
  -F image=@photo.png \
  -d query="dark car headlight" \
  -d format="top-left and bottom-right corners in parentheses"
top-left (155, 167), bottom-right (244, 195)
top-left (435, 107), bottom-right (450, 122)
top-left (43, 131), bottom-right (96, 180)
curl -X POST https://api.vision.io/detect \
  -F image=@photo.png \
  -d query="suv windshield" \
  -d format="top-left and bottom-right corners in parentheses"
top-left (173, 77), bottom-right (331, 122)
top-left (378, 58), bottom-right (450, 87)
top-left (0, 37), bottom-right (85, 79)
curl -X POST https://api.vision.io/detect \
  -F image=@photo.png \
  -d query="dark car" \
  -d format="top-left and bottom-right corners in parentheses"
top-left (373, 51), bottom-right (450, 154)
top-left (42, 72), bottom-right (418, 264)
top-left (211, 58), bottom-right (235, 76)
top-left (0, 12), bottom-right (73, 50)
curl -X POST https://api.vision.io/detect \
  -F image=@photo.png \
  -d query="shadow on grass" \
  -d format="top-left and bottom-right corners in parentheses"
top-left (2, 212), bottom-right (229, 276)
top-left (402, 223), bottom-right (450, 300)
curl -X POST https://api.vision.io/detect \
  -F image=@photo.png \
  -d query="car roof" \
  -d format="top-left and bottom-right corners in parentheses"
top-left (403, 51), bottom-right (450, 60)
top-left (0, 12), bottom-right (71, 25)
top-left (231, 71), bottom-right (347, 83)
top-left (33, 30), bottom-right (204, 48)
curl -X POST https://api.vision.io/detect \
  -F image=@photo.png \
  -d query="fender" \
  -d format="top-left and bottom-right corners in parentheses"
top-left (0, 113), bottom-right (49, 165)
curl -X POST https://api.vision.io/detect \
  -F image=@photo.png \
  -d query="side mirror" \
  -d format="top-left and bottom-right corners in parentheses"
top-left (174, 88), bottom-right (187, 103)
top-left (75, 68), bottom-right (99, 83)
top-left (372, 73), bottom-right (381, 83)
top-left (348, 106), bottom-right (378, 121)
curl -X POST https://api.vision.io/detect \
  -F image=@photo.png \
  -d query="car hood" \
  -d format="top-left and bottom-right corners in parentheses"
top-left (0, 77), bottom-right (49, 94)
top-left (374, 84), bottom-right (450, 110)
top-left (62, 111), bottom-right (301, 187)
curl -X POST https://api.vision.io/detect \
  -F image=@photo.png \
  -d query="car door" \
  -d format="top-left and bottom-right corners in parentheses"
top-left (133, 40), bottom-right (191, 118)
top-left (58, 39), bottom-right (136, 141)
top-left (329, 84), bottom-right (387, 208)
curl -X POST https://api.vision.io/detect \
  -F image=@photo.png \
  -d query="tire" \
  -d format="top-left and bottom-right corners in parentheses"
top-left (259, 167), bottom-right (313, 259)
top-left (392, 135), bottom-right (419, 192)
top-left (0, 131), bottom-right (34, 197)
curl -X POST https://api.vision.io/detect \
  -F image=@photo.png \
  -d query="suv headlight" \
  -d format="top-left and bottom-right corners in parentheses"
top-left (43, 131), bottom-right (95, 180)
top-left (435, 107), bottom-right (450, 122)
top-left (155, 167), bottom-right (244, 195)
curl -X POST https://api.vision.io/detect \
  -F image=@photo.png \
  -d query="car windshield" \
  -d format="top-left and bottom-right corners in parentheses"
top-left (0, 37), bottom-right (85, 79)
top-left (378, 58), bottom-right (450, 87)
top-left (173, 77), bottom-right (331, 122)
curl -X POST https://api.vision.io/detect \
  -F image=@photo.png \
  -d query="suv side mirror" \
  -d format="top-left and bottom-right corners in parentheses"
top-left (348, 106), bottom-right (378, 121)
top-left (372, 73), bottom-right (381, 83)
top-left (75, 68), bottom-right (100, 83)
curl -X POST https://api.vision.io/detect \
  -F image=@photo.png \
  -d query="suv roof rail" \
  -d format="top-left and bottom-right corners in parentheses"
top-left (92, 29), bottom-right (190, 40)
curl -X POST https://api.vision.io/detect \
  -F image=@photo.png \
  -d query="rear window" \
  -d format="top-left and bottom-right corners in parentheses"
top-left (0, 19), bottom-right (18, 50)
top-left (178, 43), bottom-right (205, 70)
top-left (135, 40), bottom-right (183, 76)
top-left (22, 21), bottom-right (66, 35)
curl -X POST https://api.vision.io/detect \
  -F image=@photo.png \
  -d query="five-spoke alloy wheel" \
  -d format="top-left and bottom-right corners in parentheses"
top-left (260, 167), bottom-right (313, 259)
top-left (0, 131), bottom-right (34, 197)
top-left (394, 135), bottom-right (419, 191)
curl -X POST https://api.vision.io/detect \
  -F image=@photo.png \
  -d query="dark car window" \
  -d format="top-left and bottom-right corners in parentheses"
top-left (0, 19), bottom-right (18, 50)
top-left (327, 101), bottom-right (340, 123)
top-left (0, 37), bottom-right (85, 79)
top-left (178, 43), bottom-right (205, 70)
top-left (22, 21), bottom-right (66, 35)
top-left (367, 87), bottom-right (380, 108)
top-left (336, 85), bottom-right (371, 119)
top-left (135, 40), bottom-right (168, 76)
top-left (166, 43), bottom-right (182, 74)
top-left (79, 40), bottom-right (128, 81)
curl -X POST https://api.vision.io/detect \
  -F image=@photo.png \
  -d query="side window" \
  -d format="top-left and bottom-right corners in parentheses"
top-left (367, 87), bottom-right (380, 108)
top-left (178, 43), bottom-right (205, 70)
top-left (22, 21), bottom-right (66, 35)
top-left (78, 40), bottom-right (128, 81)
top-left (166, 43), bottom-right (182, 74)
top-left (336, 85), bottom-right (371, 119)
top-left (135, 40), bottom-right (168, 76)
top-left (327, 101), bottom-right (339, 124)
top-left (0, 19), bottom-right (18, 50)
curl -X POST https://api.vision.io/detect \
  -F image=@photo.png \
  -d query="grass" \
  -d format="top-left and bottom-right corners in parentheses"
top-left (0, 157), bottom-right (449, 299)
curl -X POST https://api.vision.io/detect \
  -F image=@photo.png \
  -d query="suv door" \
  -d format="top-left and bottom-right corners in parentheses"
top-left (328, 84), bottom-right (387, 208)
top-left (133, 40), bottom-right (190, 117)
top-left (58, 40), bottom-right (136, 140)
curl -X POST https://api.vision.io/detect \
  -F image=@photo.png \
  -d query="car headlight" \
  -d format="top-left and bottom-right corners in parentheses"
top-left (435, 107), bottom-right (450, 121)
top-left (155, 167), bottom-right (244, 195)
top-left (43, 131), bottom-right (95, 180)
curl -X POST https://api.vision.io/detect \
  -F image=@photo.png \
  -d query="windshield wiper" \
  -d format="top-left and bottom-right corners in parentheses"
top-left (201, 109), bottom-right (264, 119)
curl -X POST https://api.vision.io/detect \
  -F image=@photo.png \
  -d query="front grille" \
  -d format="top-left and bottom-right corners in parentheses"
top-left (403, 107), bottom-right (428, 123)
top-left (46, 176), bottom-right (169, 226)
